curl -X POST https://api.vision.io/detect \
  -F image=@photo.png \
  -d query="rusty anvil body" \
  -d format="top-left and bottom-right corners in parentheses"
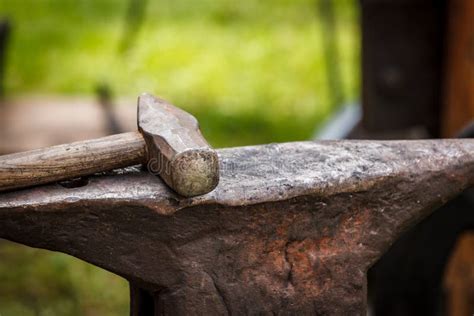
top-left (1, 139), bottom-right (473, 315)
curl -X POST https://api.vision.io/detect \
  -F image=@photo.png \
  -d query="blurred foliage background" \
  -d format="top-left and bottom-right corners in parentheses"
top-left (0, 0), bottom-right (359, 314)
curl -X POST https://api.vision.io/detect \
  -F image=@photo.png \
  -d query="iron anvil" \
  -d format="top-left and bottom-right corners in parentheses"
top-left (1, 139), bottom-right (473, 315)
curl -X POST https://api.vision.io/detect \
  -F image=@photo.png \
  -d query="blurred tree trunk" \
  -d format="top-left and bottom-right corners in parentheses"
top-left (317, 0), bottom-right (344, 109)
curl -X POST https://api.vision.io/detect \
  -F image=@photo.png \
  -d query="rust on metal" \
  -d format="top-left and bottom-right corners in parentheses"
top-left (0, 139), bottom-right (473, 314)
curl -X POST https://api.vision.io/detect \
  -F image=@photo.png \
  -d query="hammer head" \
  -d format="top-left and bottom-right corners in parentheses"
top-left (137, 93), bottom-right (219, 197)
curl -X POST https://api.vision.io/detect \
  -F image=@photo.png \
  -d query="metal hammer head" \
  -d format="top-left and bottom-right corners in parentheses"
top-left (137, 93), bottom-right (219, 197)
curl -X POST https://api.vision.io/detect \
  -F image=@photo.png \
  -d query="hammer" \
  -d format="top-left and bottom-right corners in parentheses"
top-left (0, 93), bottom-right (219, 197)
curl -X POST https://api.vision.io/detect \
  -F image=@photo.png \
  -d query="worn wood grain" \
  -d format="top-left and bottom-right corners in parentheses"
top-left (442, 0), bottom-right (474, 136)
top-left (444, 232), bottom-right (474, 316)
top-left (0, 131), bottom-right (146, 192)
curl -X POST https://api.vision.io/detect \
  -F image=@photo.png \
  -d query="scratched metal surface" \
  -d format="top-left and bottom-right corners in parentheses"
top-left (137, 93), bottom-right (219, 197)
top-left (1, 139), bottom-right (473, 212)
top-left (0, 139), bottom-right (473, 315)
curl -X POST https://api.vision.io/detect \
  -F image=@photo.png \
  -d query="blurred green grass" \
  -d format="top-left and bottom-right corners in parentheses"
top-left (0, 242), bottom-right (129, 316)
top-left (1, 0), bottom-right (359, 147)
top-left (0, 0), bottom-right (359, 314)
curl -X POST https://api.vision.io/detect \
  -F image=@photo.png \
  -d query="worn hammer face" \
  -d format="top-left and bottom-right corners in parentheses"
top-left (137, 93), bottom-right (219, 197)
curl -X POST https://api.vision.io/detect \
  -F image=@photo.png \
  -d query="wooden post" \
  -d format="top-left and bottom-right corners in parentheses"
top-left (442, 0), bottom-right (474, 137)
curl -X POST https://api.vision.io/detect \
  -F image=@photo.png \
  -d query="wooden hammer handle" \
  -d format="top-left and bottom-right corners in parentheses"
top-left (0, 132), bottom-right (146, 192)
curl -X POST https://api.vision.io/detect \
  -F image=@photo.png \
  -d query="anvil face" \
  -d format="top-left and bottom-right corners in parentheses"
top-left (1, 140), bottom-right (473, 315)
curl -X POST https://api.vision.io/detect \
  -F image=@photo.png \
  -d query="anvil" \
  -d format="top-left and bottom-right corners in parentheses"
top-left (0, 139), bottom-right (473, 315)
